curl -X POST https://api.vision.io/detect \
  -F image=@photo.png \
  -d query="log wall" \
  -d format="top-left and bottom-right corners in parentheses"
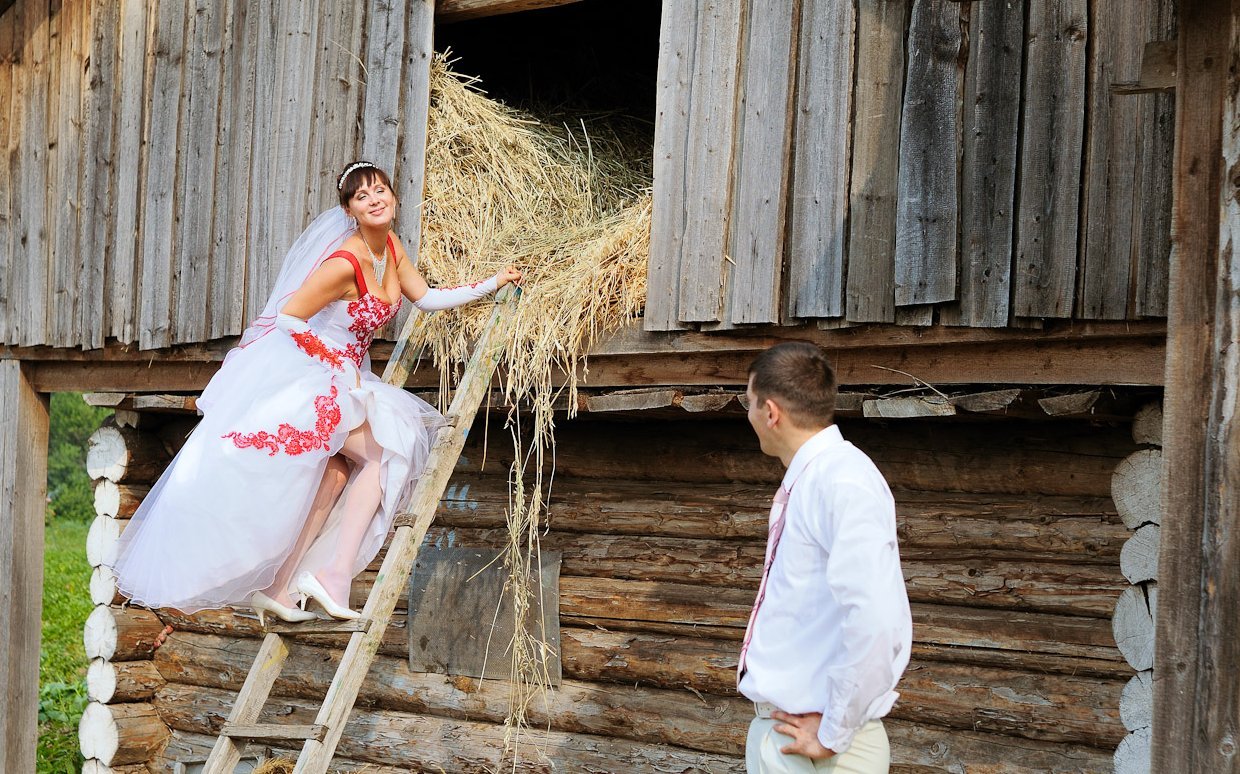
top-left (85, 404), bottom-right (1141, 772)
top-left (646, 0), bottom-right (1178, 330)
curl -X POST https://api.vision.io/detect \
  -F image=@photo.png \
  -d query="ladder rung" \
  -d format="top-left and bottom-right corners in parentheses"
top-left (220, 722), bottom-right (328, 742)
top-left (266, 617), bottom-right (371, 635)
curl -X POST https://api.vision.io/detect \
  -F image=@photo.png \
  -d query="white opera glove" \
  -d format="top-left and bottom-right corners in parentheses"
top-left (412, 275), bottom-right (500, 312)
top-left (276, 313), bottom-right (347, 373)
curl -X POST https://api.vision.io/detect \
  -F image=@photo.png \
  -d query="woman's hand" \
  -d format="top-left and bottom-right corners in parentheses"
top-left (496, 266), bottom-right (523, 288)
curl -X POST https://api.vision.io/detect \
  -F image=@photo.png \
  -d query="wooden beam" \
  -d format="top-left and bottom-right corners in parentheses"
top-left (436, 0), bottom-right (584, 23)
top-left (0, 362), bottom-right (47, 773)
top-left (1152, 0), bottom-right (1238, 771)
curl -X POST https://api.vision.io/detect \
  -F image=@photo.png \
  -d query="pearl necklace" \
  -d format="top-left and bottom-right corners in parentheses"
top-left (364, 237), bottom-right (388, 286)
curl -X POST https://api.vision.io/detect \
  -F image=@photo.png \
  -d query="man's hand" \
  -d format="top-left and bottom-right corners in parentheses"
top-left (770, 711), bottom-right (837, 761)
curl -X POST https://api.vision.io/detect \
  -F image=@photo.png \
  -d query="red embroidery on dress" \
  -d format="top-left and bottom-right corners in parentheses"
top-left (223, 386), bottom-right (342, 456)
top-left (343, 294), bottom-right (400, 366)
top-left (290, 330), bottom-right (345, 371)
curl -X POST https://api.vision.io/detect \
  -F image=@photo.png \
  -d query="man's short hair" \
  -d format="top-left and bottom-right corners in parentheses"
top-left (747, 341), bottom-right (837, 428)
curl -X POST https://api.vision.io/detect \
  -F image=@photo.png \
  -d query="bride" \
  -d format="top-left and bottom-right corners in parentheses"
top-left (110, 161), bottom-right (521, 623)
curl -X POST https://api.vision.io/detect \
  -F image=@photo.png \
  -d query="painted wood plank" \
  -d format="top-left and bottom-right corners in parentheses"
top-left (0, 4), bottom-right (17, 344)
top-left (242, 1), bottom-right (280, 328)
top-left (720, 0), bottom-right (798, 326)
top-left (139, 0), bottom-right (189, 349)
top-left (1013, 0), bottom-right (1086, 318)
top-left (170, 0), bottom-right (225, 344)
top-left (359, 0), bottom-right (405, 172)
top-left (1134, 3), bottom-right (1177, 319)
top-left (78, 0), bottom-right (120, 349)
top-left (675, 0), bottom-right (744, 324)
top-left (1079, 0), bottom-right (1175, 320)
top-left (12, 1), bottom-right (51, 346)
top-left (107, 0), bottom-right (150, 344)
top-left (0, 362), bottom-right (49, 773)
top-left (380, 0), bottom-right (435, 340)
top-left (207, 0), bottom-right (254, 339)
top-left (784, 0), bottom-right (855, 321)
top-left (941, 0), bottom-right (1023, 327)
top-left (845, 0), bottom-right (909, 323)
top-left (1152, 2), bottom-right (1235, 767)
top-left (50, 0), bottom-right (88, 347)
top-left (643, 0), bottom-right (694, 331)
top-left (267, 1), bottom-right (319, 272)
top-left (894, 0), bottom-right (960, 307)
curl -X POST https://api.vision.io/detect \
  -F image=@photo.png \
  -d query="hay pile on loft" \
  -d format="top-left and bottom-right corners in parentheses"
top-left (411, 54), bottom-right (653, 755)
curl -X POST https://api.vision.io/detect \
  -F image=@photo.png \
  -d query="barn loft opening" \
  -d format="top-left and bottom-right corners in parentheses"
top-left (436, 0), bottom-right (660, 157)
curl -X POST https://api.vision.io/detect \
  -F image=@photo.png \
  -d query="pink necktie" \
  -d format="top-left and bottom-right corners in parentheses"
top-left (737, 485), bottom-right (791, 683)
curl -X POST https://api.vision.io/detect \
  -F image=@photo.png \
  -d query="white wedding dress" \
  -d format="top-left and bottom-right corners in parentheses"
top-left (111, 234), bottom-right (445, 612)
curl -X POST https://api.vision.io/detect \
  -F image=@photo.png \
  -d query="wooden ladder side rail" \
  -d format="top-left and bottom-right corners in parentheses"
top-left (291, 291), bottom-right (514, 773)
top-left (198, 290), bottom-right (515, 774)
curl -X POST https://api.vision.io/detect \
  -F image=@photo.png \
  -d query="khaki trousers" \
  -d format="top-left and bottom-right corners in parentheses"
top-left (745, 713), bottom-right (889, 774)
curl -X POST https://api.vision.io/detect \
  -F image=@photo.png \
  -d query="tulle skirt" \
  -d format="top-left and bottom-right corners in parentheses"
top-left (110, 331), bottom-right (445, 612)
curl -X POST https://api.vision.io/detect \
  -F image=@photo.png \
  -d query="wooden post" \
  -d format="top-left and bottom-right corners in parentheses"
top-left (0, 360), bottom-right (49, 772)
top-left (1153, 0), bottom-right (1240, 770)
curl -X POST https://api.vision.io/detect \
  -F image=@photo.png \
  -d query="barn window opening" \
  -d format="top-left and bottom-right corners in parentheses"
top-left (435, 0), bottom-right (660, 171)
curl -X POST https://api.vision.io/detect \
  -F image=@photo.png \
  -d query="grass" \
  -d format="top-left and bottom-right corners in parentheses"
top-left (38, 517), bottom-right (92, 774)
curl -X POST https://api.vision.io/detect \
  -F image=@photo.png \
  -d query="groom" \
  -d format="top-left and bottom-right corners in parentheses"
top-left (738, 342), bottom-right (912, 773)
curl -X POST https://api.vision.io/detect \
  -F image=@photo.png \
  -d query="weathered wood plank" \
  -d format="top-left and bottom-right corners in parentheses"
top-left (1154, 2), bottom-right (1240, 767)
top-left (846, 0), bottom-right (909, 323)
top-left (720, 0), bottom-right (798, 326)
top-left (172, 0), bottom-right (226, 344)
top-left (1079, 0), bottom-right (1175, 320)
top-left (242, 1), bottom-right (280, 328)
top-left (1013, 0), bottom-right (1087, 318)
top-left (379, 0), bottom-right (434, 340)
top-left (644, 0), bottom-right (693, 331)
top-left (436, 0), bottom-right (585, 22)
top-left (79, 0), bottom-right (120, 349)
top-left (108, 0), bottom-right (150, 344)
top-left (49, 0), bottom-right (86, 347)
top-left (894, 0), bottom-right (961, 307)
top-left (1133, 5), bottom-right (1177, 319)
top-left (359, 0), bottom-right (404, 172)
top-left (675, 0), bottom-right (744, 324)
top-left (941, 0), bottom-right (1022, 327)
top-left (267, 1), bottom-right (319, 278)
top-left (0, 362), bottom-right (48, 773)
top-left (305, 3), bottom-right (364, 224)
top-left (784, 0), bottom-right (855, 320)
top-left (0, 2), bottom-right (17, 343)
top-left (12, 1), bottom-right (52, 345)
top-left (139, 0), bottom-right (189, 349)
top-left (207, 0), bottom-right (255, 340)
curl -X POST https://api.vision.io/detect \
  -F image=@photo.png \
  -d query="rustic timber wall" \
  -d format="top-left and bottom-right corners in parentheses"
top-left (646, 0), bottom-right (1178, 330)
top-left (0, 0), bottom-right (429, 350)
top-left (91, 404), bottom-right (1141, 772)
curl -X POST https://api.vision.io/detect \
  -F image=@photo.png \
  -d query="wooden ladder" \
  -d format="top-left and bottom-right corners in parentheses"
top-left (200, 289), bottom-right (517, 774)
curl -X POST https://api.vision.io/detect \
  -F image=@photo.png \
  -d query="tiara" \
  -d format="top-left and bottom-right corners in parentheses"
top-left (337, 161), bottom-right (378, 190)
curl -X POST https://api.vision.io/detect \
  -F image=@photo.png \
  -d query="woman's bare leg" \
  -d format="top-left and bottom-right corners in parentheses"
top-left (311, 422), bottom-right (385, 606)
top-left (261, 454), bottom-right (350, 606)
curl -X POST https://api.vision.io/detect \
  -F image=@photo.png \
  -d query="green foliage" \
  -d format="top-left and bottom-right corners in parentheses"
top-left (38, 518), bottom-right (92, 773)
top-left (47, 393), bottom-right (112, 522)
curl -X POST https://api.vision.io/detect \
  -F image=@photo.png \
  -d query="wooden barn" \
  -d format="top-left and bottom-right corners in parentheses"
top-left (0, 0), bottom-right (1237, 772)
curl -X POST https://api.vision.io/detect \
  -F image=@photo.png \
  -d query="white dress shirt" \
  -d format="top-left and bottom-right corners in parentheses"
top-left (738, 424), bottom-right (912, 754)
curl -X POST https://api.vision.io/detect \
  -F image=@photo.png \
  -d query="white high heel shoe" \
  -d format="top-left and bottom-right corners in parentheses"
top-left (295, 572), bottom-right (361, 620)
top-left (250, 591), bottom-right (317, 626)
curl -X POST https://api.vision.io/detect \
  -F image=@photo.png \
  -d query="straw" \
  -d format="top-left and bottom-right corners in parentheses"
top-left (410, 54), bottom-right (652, 764)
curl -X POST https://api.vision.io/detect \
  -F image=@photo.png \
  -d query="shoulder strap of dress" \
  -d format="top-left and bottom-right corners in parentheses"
top-left (386, 234), bottom-right (402, 266)
top-left (328, 250), bottom-right (367, 295)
